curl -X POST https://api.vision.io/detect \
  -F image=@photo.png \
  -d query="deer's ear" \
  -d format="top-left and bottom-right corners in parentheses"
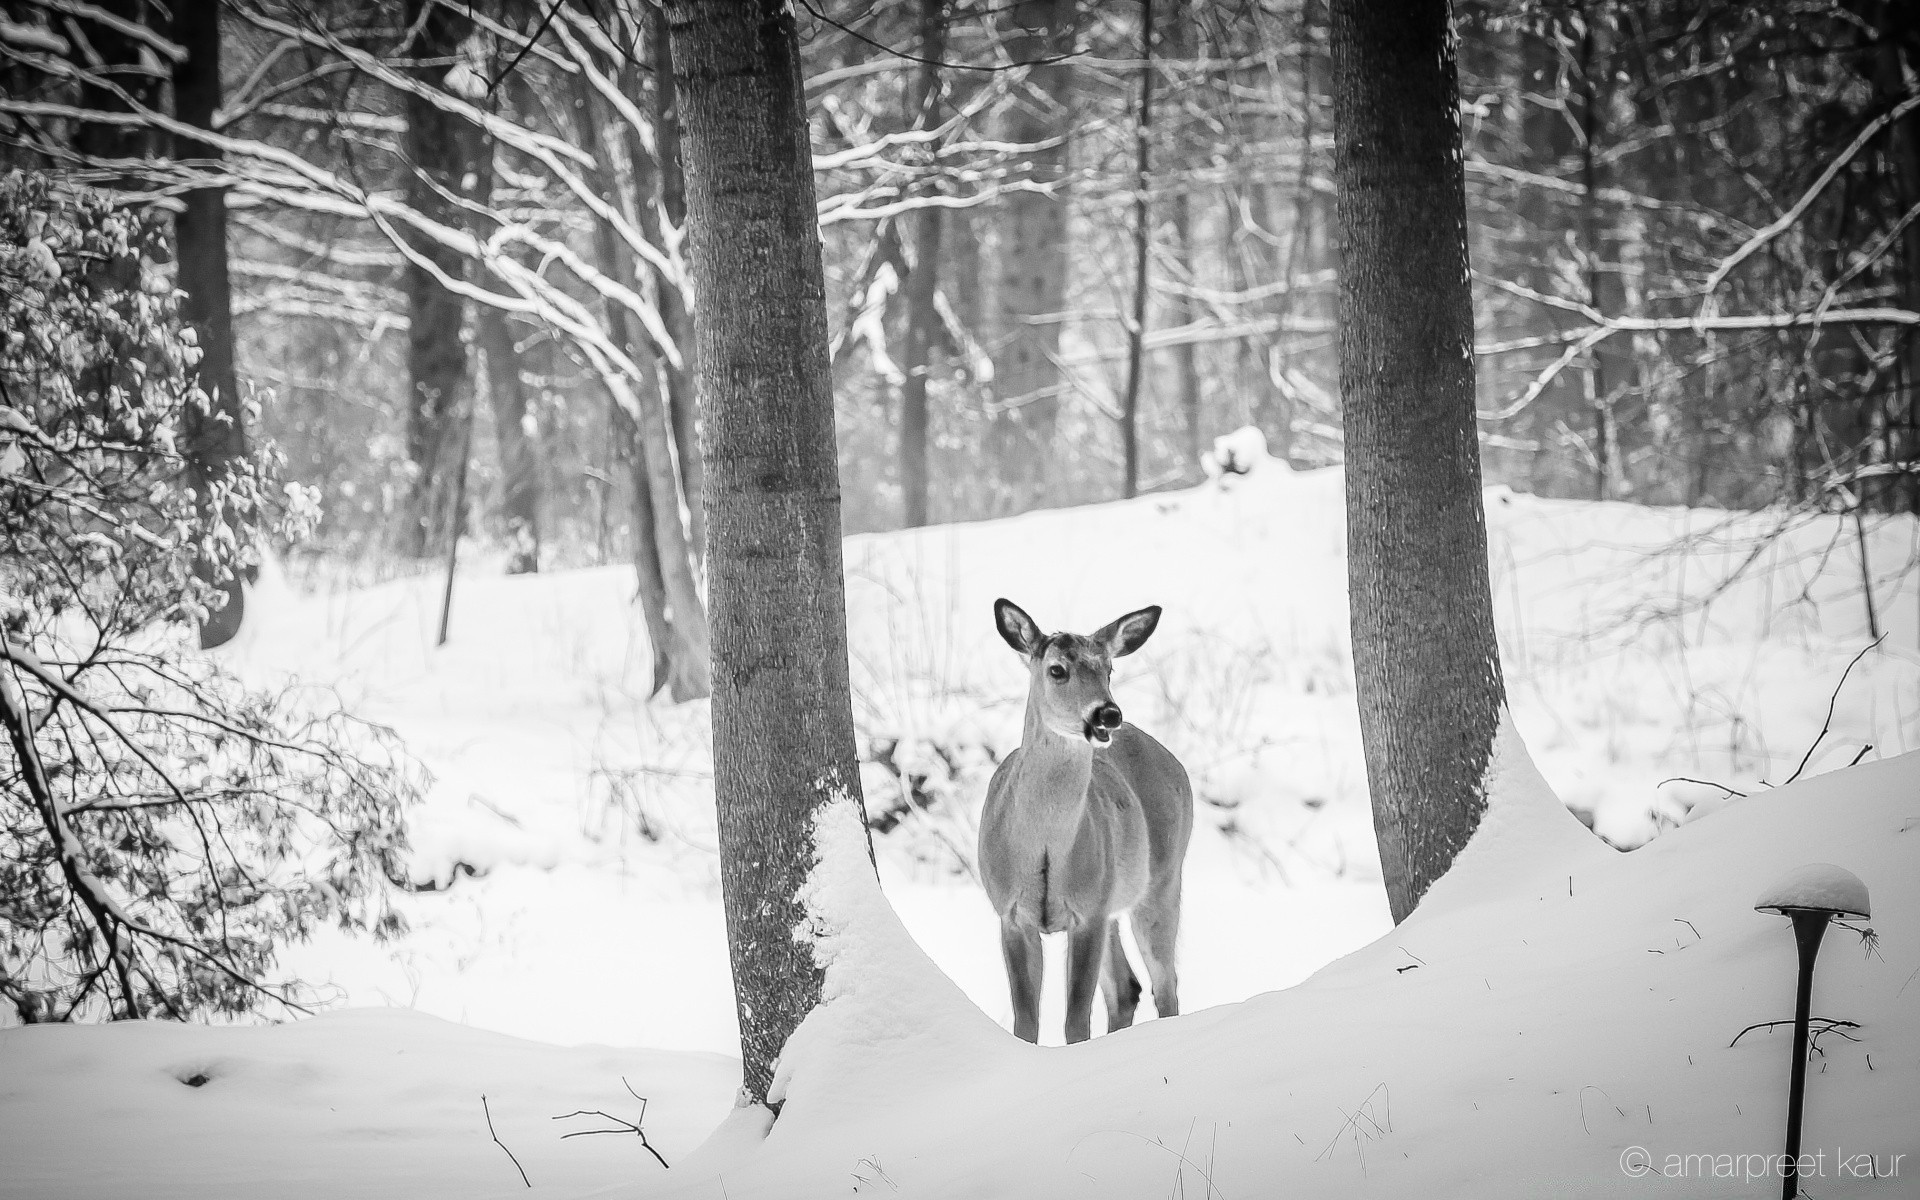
top-left (994, 598), bottom-right (1043, 656)
top-left (1097, 605), bottom-right (1162, 657)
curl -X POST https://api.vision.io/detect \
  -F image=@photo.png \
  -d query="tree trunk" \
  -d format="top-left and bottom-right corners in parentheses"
top-left (1332, 0), bottom-right (1505, 924)
top-left (171, 0), bottom-right (248, 648)
top-left (1119, 0), bottom-right (1155, 500)
top-left (400, 0), bottom-right (474, 559)
top-left (1166, 0), bottom-right (1201, 476)
top-left (899, 0), bottom-right (946, 528)
top-left (572, 73), bottom-right (707, 701)
top-left (989, 0), bottom-right (1076, 512)
top-left (666, 0), bottom-right (872, 1108)
top-left (74, 0), bottom-right (155, 169)
top-left (647, 12), bottom-right (708, 563)
top-left (476, 304), bottom-right (540, 574)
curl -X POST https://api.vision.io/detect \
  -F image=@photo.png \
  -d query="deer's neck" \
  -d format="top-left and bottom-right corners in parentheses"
top-left (1014, 680), bottom-right (1095, 820)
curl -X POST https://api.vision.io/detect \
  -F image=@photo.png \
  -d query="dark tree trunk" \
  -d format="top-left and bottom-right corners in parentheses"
top-left (989, 0), bottom-right (1076, 512)
top-left (647, 11), bottom-right (708, 563)
top-left (172, 0), bottom-right (248, 648)
top-left (1166, 0), bottom-right (1201, 477)
top-left (476, 305), bottom-right (540, 574)
top-left (1333, 0), bottom-right (1505, 924)
top-left (899, 0), bottom-right (946, 528)
top-left (666, 0), bottom-right (872, 1109)
top-left (400, 0), bottom-right (475, 559)
top-left (468, 94), bottom-right (542, 578)
top-left (74, 0), bottom-right (155, 168)
top-left (1119, 0), bottom-right (1156, 500)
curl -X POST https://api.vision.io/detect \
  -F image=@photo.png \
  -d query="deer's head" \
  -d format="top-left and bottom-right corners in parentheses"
top-left (994, 598), bottom-right (1162, 746)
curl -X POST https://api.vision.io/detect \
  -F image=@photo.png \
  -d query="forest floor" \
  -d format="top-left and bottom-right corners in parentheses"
top-left (2, 450), bottom-right (1917, 1197)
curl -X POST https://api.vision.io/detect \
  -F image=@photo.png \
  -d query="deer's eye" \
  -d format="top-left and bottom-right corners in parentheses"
top-left (1047, 663), bottom-right (1068, 682)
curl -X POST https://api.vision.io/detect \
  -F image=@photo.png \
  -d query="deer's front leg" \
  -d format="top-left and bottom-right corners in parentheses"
top-left (1062, 918), bottom-right (1108, 1044)
top-left (999, 917), bottom-right (1043, 1043)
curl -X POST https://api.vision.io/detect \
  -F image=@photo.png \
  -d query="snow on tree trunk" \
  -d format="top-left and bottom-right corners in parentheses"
top-left (665, 0), bottom-right (871, 1107)
top-left (172, 0), bottom-right (248, 648)
top-left (1332, 0), bottom-right (1506, 924)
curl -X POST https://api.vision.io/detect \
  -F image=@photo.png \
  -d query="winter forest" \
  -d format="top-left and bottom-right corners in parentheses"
top-left (1, 0), bottom-right (1917, 1197)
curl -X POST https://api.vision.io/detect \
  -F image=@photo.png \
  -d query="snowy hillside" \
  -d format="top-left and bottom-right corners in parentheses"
top-left (216, 453), bottom-right (1920, 1055)
top-left (2, 457), bottom-right (1916, 1198)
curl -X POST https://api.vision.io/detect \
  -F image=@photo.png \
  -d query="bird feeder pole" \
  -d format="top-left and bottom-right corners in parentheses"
top-left (1753, 862), bottom-right (1872, 1200)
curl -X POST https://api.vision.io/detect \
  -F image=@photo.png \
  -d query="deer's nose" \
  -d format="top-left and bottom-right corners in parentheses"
top-left (1092, 703), bottom-right (1122, 731)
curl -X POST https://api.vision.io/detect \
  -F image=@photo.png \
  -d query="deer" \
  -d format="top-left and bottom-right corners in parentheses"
top-left (978, 598), bottom-right (1194, 1044)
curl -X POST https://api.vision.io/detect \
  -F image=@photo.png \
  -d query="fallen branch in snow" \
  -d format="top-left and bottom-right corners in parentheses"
top-left (1781, 637), bottom-right (1884, 787)
top-left (481, 1095), bottom-right (531, 1188)
top-left (551, 1078), bottom-right (669, 1170)
top-left (1729, 1018), bottom-right (1861, 1051)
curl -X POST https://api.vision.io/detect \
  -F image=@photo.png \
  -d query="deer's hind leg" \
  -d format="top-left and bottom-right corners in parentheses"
top-left (1131, 877), bottom-right (1182, 1020)
top-left (1102, 917), bottom-right (1142, 1033)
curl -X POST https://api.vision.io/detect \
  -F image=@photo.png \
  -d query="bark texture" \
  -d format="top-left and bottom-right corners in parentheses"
top-left (172, 0), bottom-right (248, 648)
top-left (400, 0), bottom-right (475, 559)
top-left (989, 0), bottom-right (1076, 511)
top-left (666, 0), bottom-right (870, 1106)
top-left (1332, 0), bottom-right (1505, 924)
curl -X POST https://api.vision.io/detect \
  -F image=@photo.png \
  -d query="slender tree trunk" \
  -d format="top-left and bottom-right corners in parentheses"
top-left (648, 11), bottom-right (708, 563)
top-left (1333, 0), bottom-right (1505, 924)
top-left (989, 0), bottom-right (1076, 512)
top-left (476, 304), bottom-right (540, 574)
top-left (468, 93), bottom-right (542, 577)
top-left (172, 0), bottom-right (248, 648)
top-left (400, 0), bottom-right (474, 559)
top-left (74, 0), bottom-right (154, 169)
top-left (1166, 0), bottom-right (1202, 475)
top-left (573, 73), bottom-right (706, 700)
top-left (1120, 0), bottom-right (1155, 500)
top-left (666, 0), bottom-right (872, 1109)
top-left (899, 0), bottom-right (947, 528)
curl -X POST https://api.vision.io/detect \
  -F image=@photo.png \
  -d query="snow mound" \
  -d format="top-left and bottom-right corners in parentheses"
top-left (1754, 861), bottom-right (1872, 919)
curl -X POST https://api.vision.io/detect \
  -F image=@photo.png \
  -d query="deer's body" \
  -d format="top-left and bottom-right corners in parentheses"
top-left (980, 601), bottom-right (1194, 1043)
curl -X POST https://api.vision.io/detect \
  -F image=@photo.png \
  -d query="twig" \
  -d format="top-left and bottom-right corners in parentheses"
top-left (482, 1095), bottom-right (531, 1188)
top-left (1783, 637), bottom-right (1884, 786)
top-left (1656, 776), bottom-right (1747, 799)
top-left (551, 1080), bottom-right (669, 1170)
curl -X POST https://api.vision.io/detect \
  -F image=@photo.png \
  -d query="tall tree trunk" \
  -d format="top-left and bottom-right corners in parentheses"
top-left (74, 0), bottom-right (154, 168)
top-left (989, 0), bottom-right (1076, 512)
top-left (1166, 0), bottom-right (1202, 476)
top-left (400, 0), bottom-right (474, 559)
top-left (171, 0), bottom-right (248, 648)
top-left (666, 0), bottom-right (872, 1108)
top-left (572, 73), bottom-right (707, 701)
top-left (476, 304), bottom-right (540, 574)
top-left (468, 89), bottom-right (542, 578)
top-left (648, 11), bottom-right (708, 563)
top-left (1333, 0), bottom-right (1505, 924)
top-left (1119, 0), bottom-right (1155, 500)
top-left (899, 0), bottom-right (947, 528)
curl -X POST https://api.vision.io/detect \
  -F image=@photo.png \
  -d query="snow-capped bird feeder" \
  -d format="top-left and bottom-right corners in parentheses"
top-left (1753, 863), bottom-right (1871, 1200)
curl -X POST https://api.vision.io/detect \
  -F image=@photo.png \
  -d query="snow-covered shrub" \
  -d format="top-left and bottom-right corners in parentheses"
top-left (0, 171), bottom-right (420, 1023)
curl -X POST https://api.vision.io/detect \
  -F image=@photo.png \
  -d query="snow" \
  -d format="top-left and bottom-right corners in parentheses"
top-left (1754, 861), bottom-right (1873, 920)
top-left (3, 459), bottom-right (1917, 1196)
